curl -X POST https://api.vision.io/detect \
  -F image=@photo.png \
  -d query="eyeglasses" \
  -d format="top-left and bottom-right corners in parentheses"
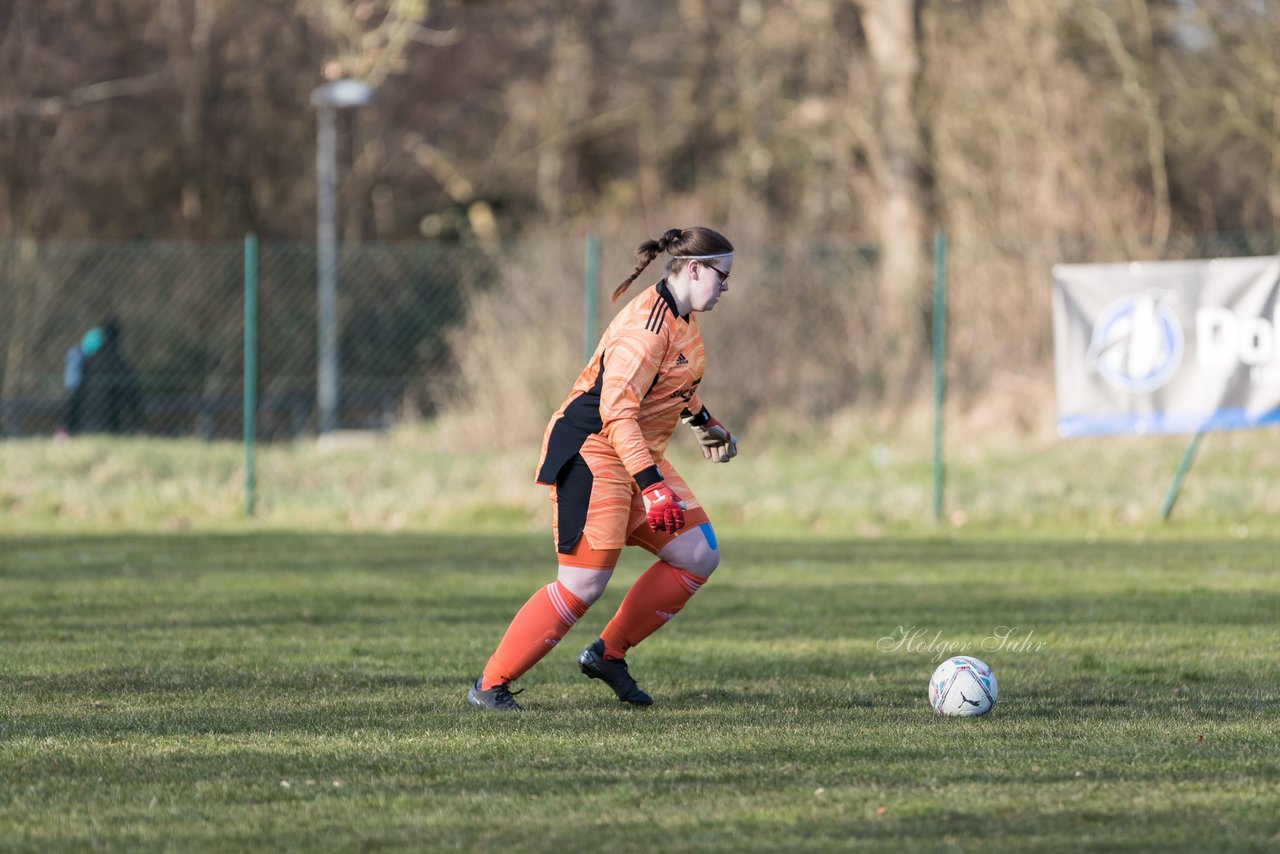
top-left (699, 260), bottom-right (730, 282)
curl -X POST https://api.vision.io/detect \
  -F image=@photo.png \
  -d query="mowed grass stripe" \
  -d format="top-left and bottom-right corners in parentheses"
top-left (1, 533), bottom-right (1278, 851)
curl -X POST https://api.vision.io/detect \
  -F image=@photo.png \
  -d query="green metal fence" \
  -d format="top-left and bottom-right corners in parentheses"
top-left (3, 231), bottom-right (1277, 446)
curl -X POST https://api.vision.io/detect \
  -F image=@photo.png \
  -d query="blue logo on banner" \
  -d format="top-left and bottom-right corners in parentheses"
top-left (1086, 291), bottom-right (1184, 394)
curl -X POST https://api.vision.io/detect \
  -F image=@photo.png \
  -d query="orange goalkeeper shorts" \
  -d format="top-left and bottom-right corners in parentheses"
top-left (549, 453), bottom-right (707, 566)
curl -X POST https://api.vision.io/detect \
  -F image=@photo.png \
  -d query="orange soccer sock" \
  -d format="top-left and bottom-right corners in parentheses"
top-left (481, 581), bottom-right (588, 689)
top-left (600, 560), bottom-right (705, 659)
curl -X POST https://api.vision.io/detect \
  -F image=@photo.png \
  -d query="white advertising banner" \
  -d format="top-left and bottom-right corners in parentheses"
top-left (1052, 255), bottom-right (1280, 437)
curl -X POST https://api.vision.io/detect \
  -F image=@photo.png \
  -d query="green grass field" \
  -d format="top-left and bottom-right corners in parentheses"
top-left (3, 530), bottom-right (1277, 851)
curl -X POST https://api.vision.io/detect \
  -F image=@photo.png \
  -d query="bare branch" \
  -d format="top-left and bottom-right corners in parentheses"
top-left (0, 71), bottom-right (169, 120)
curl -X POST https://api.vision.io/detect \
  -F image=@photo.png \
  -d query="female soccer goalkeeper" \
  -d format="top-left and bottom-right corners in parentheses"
top-left (468, 226), bottom-right (738, 712)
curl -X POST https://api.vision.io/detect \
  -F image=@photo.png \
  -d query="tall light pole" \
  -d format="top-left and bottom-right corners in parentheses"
top-left (311, 78), bottom-right (374, 435)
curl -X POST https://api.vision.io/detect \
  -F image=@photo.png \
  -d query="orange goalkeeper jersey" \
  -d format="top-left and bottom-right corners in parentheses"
top-left (536, 280), bottom-right (706, 489)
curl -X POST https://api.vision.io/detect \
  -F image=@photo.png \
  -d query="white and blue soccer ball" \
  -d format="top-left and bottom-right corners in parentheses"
top-left (928, 656), bottom-right (997, 716)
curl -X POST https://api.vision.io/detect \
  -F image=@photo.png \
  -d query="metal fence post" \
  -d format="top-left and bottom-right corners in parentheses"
top-left (1160, 430), bottom-right (1205, 521)
top-left (932, 230), bottom-right (949, 522)
top-left (584, 233), bottom-right (601, 362)
top-left (244, 232), bottom-right (258, 517)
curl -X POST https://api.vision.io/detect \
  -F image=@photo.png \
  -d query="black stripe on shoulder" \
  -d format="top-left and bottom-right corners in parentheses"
top-left (646, 301), bottom-right (669, 334)
top-left (644, 297), bottom-right (662, 333)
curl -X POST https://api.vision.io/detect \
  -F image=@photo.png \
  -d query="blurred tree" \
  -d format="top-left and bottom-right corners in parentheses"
top-left (4, 0), bottom-right (1280, 413)
top-left (4, 0), bottom-right (1279, 246)
top-left (851, 0), bottom-right (933, 398)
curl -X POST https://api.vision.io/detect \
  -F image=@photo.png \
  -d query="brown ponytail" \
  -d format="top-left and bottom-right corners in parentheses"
top-left (611, 226), bottom-right (734, 302)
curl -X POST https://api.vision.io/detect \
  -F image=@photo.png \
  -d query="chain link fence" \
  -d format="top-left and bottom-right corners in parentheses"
top-left (0, 240), bottom-right (492, 439)
top-left (2, 233), bottom-right (1278, 443)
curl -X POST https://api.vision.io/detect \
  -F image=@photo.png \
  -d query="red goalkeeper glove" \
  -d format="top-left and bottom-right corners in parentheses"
top-left (641, 482), bottom-right (687, 533)
top-left (682, 408), bottom-right (738, 463)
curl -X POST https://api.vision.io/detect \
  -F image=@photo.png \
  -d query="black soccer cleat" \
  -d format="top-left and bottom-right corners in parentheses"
top-left (467, 677), bottom-right (524, 712)
top-left (578, 638), bottom-right (653, 706)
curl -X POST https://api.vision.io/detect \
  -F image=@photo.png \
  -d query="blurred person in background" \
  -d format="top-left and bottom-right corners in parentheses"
top-left (65, 319), bottom-right (144, 435)
top-left (56, 326), bottom-right (103, 438)
top-left (468, 226), bottom-right (739, 712)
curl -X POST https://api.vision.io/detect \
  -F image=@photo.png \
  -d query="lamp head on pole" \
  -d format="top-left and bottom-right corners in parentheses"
top-left (311, 79), bottom-right (375, 110)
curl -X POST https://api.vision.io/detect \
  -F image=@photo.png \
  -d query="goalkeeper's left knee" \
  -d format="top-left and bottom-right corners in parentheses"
top-left (658, 522), bottom-right (719, 579)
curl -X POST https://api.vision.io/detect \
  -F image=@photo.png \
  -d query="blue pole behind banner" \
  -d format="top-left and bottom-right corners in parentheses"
top-left (1160, 430), bottom-right (1205, 521)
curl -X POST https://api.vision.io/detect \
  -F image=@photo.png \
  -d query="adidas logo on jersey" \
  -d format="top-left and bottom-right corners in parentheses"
top-left (675, 353), bottom-right (689, 366)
